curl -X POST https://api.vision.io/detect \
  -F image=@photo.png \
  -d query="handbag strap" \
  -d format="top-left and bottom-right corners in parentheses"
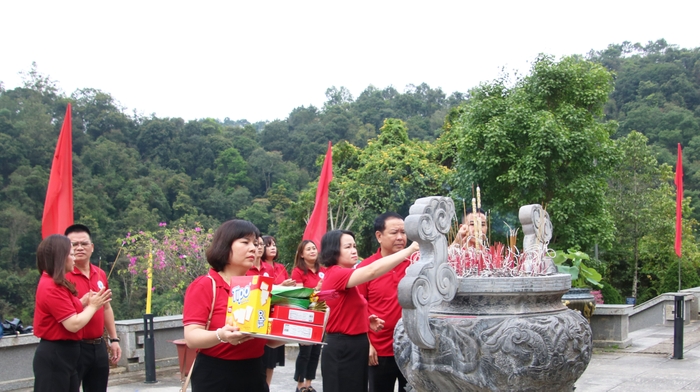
top-left (181, 274), bottom-right (217, 391)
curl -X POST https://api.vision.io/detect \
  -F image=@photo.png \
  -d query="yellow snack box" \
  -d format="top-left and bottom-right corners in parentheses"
top-left (225, 276), bottom-right (274, 333)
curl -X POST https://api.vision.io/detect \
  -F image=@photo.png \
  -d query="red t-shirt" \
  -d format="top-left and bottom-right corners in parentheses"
top-left (356, 248), bottom-right (410, 356)
top-left (246, 261), bottom-right (275, 278)
top-left (33, 272), bottom-right (83, 341)
top-left (271, 262), bottom-right (289, 284)
top-left (66, 263), bottom-right (108, 339)
top-left (321, 265), bottom-right (368, 335)
top-left (183, 269), bottom-right (267, 360)
top-left (292, 266), bottom-right (326, 289)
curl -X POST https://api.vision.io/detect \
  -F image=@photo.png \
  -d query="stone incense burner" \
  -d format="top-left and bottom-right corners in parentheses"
top-left (395, 196), bottom-right (592, 392)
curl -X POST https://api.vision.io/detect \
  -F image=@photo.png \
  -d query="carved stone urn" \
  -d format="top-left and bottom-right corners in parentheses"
top-left (395, 197), bottom-right (592, 392)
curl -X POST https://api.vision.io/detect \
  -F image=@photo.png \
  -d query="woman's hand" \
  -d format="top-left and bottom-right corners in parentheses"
top-left (87, 288), bottom-right (111, 309)
top-left (216, 324), bottom-right (254, 346)
top-left (280, 278), bottom-right (296, 287)
top-left (368, 343), bottom-right (378, 366)
top-left (369, 314), bottom-right (385, 332)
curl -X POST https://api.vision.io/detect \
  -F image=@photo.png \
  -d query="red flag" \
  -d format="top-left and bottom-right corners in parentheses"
top-left (41, 104), bottom-right (73, 238)
top-left (303, 141), bottom-right (333, 250)
top-left (675, 143), bottom-right (683, 257)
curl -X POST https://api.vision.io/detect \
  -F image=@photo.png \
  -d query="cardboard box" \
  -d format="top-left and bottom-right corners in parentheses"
top-left (225, 276), bottom-right (274, 333)
top-left (267, 318), bottom-right (325, 343)
top-left (271, 305), bottom-right (326, 326)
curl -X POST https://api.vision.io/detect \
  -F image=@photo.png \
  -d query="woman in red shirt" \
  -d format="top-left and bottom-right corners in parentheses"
top-left (263, 235), bottom-right (295, 286)
top-left (183, 220), bottom-right (283, 391)
top-left (33, 235), bottom-right (111, 392)
top-left (259, 235), bottom-right (295, 386)
top-left (291, 239), bottom-right (324, 392)
top-left (320, 230), bottom-right (418, 392)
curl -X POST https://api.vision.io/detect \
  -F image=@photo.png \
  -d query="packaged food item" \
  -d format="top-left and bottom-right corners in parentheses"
top-left (271, 305), bottom-right (326, 326)
top-left (267, 318), bottom-right (325, 343)
top-left (225, 276), bottom-right (274, 333)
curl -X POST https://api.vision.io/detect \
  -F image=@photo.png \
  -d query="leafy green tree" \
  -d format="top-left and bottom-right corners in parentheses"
top-left (215, 147), bottom-right (249, 192)
top-left (447, 55), bottom-right (618, 250)
top-left (606, 131), bottom-right (675, 298)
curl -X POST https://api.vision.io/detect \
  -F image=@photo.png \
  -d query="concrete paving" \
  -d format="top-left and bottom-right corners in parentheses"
top-left (23, 321), bottom-right (700, 392)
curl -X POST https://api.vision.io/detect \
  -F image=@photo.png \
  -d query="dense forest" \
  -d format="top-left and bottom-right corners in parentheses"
top-left (1, 39), bottom-right (699, 323)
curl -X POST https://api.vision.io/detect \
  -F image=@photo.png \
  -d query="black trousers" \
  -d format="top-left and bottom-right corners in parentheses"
top-left (322, 333), bottom-right (369, 392)
top-left (294, 343), bottom-right (322, 382)
top-left (33, 339), bottom-right (81, 392)
top-left (78, 340), bottom-right (110, 392)
top-left (191, 352), bottom-right (269, 392)
top-left (369, 356), bottom-right (407, 392)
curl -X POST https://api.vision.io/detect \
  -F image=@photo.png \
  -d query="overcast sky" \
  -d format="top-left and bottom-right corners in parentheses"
top-left (3, 1), bottom-right (699, 123)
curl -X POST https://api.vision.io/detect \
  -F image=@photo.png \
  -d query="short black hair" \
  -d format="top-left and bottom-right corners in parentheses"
top-left (374, 212), bottom-right (403, 233)
top-left (319, 230), bottom-right (354, 267)
top-left (64, 224), bottom-right (92, 238)
top-left (206, 220), bottom-right (260, 272)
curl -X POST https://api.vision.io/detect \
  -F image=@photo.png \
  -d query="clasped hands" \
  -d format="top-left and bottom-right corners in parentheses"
top-left (80, 287), bottom-right (112, 308)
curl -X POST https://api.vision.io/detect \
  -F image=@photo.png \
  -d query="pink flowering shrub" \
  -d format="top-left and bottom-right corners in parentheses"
top-left (118, 224), bottom-right (213, 315)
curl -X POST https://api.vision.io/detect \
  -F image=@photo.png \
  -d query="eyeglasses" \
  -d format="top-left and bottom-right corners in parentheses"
top-left (256, 243), bottom-right (265, 248)
top-left (70, 241), bottom-right (92, 248)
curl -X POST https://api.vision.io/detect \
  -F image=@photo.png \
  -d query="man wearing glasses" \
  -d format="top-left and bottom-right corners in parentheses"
top-left (65, 224), bottom-right (121, 392)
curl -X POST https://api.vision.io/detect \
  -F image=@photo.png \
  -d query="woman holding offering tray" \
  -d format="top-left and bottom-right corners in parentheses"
top-left (183, 220), bottom-right (283, 392)
top-left (291, 239), bottom-right (325, 392)
top-left (320, 230), bottom-right (419, 392)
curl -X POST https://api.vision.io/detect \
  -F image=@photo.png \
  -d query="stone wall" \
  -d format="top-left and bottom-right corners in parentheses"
top-left (0, 315), bottom-right (184, 392)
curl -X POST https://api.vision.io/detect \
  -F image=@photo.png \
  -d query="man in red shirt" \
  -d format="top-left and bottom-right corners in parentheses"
top-left (356, 212), bottom-right (410, 392)
top-left (65, 224), bottom-right (122, 392)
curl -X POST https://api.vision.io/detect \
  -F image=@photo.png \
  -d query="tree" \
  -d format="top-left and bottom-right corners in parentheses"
top-left (447, 55), bottom-right (618, 251)
top-left (606, 131), bottom-right (674, 298)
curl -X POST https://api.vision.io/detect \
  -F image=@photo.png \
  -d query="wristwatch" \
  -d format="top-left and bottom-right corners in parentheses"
top-left (109, 337), bottom-right (121, 344)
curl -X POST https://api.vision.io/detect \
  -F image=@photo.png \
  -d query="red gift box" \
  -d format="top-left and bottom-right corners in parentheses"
top-left (271, 305), bottom-right (326, 326)
top-left (267, 318), bottom-right (324, 343)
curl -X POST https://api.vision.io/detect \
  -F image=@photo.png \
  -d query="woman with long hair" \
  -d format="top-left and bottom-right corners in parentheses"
top-left (320, 230), bottom-right (418, 392)
top-left (290, 239), bottom-right (324, 392)
top-left (33, 235), bottom-right (111, 392)
top-left (183, 220), bottom-right (283, 391)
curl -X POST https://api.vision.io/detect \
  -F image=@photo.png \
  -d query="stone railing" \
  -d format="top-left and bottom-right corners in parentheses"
top-left (0, 315), bottom-right (185, 392)
top-left (590, 291), bottom-right (697, 348)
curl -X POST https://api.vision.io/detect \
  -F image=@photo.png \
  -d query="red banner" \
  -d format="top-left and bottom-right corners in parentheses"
top-left (303, 141), bottom-right (333, 250)
top-left (41, 104), bottom-right (73, 238)
top-left (675, 143), bottom-right (683, 257)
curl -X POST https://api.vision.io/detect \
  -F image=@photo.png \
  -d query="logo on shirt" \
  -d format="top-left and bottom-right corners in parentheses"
top-left (319, 272), bottom-right (325, 279)
top-left (97, 281), bottom-right (105, 290)
top-left (263, 272), bottom-right (270, 277)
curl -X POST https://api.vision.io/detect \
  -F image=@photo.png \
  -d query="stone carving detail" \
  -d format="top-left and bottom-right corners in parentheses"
top-left (395, 309), bottom-right (592, 392)
top-left (519, 204), bottom-right (553, 250)
top-left (519, 204), bottom-right (557, 274)
top-left (398, 196), bottom-right (458, 349)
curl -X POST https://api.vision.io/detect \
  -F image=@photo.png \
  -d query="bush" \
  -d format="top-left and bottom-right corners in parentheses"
top-left (600, 281), bottom-right (625, 304)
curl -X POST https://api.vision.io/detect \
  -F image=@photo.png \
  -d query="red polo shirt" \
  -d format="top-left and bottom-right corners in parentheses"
top-left (271, 262), bottom-right (289, 284)
top-left (321, 265), bottom-right (368, 335)
top-left (33, 272), bottom-right (83, 341)
top-left (292, 266), bottom-right (326, 289)
top-left (66, 263), bottom-right (108, 339)
top-left (356, 248), bottom-right (410, 356)
top-left (183, 269), bottom-right (267, 360)
top-left (246, 261), bottom-right (274, 278)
